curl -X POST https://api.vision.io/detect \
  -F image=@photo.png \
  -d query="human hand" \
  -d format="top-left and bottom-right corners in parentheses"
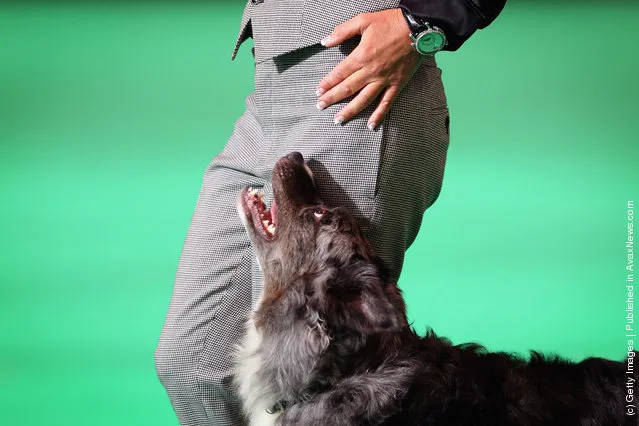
top-left (316, 8), bottom-right (425, 130)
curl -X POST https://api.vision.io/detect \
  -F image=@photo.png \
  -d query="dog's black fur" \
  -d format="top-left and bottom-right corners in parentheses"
top-left (236, 152), bottom-right (637, 426)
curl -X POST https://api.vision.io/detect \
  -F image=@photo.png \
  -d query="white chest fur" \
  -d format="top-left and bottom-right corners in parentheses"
top-left (234, 311), bottom-right (282, 426)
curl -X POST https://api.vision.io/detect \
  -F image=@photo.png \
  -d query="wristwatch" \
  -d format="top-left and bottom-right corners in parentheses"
top-left (400, 8), bottom-right (447, 56)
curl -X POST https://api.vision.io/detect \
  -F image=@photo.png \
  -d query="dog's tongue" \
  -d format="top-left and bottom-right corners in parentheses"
top-left (270, 199), bottom-right (277, 225)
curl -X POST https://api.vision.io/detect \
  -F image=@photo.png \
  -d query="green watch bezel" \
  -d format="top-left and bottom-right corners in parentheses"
top-left (410, 23), bottom-right (447, 56)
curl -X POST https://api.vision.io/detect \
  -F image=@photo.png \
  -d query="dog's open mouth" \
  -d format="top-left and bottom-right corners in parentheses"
top-left (241, 187), bottom-right (278, 240)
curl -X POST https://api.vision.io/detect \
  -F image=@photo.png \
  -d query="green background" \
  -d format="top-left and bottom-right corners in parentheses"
top-left (1, 1), bottom-right (637, 425)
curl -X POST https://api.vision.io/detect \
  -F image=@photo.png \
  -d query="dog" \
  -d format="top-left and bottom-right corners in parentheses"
top-left (234, 152), bottom-right (635, 426)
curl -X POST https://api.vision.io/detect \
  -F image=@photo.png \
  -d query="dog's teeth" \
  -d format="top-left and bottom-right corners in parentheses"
top-left (262, 220), bottom-right (269, 228)
top-left (257, 192), bottom-right (264, 199)
top-left (267, 224), bottom-right (275, 234)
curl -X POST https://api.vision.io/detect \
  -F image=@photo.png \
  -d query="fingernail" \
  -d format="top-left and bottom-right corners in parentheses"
top-left (334, 116), bottom-right (345, 125)
top-left (320, 36), bottom-right (330, 46)
top-left (316, 101), bottom-right (327, 110)
top-left (315, 87), bottom-right (326, 96)
top-left (367, 122), bottom-right (376, 131)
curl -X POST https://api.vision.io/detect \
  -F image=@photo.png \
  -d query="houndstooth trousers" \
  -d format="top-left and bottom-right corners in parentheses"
top-left (154, 5), bottom-right (450, 425)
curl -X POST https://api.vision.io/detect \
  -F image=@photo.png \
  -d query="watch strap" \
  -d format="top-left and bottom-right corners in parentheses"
top-left (400, 7), bottom-right (427, 35)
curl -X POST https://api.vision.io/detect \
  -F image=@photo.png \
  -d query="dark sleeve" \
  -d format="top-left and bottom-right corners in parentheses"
top-left (398, 0), bottom-right (507, 51)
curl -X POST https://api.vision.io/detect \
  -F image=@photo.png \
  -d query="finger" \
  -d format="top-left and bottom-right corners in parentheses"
top-left (320, 13), bottom-right (368, 48)
top-left (333, 81), bottom-right (385, 124)
top-left (316, 58), bottom-right (364, 103)
top-left (367, 85), bottom-right (400, 130)
top-left (320, 68), bottom-right (370, 107)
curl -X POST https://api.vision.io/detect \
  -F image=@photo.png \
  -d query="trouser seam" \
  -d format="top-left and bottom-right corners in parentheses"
top-left (193, 245), bottom-right (253, 420)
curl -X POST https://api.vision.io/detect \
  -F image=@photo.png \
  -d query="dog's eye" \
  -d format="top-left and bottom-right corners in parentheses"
top-left (314, 208), bottom-right (327, 219)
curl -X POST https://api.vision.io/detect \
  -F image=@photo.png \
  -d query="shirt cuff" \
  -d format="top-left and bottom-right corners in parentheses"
top-left (398, 0), bottom-right (506, 51)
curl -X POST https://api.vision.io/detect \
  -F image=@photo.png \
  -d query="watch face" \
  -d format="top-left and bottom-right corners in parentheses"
top-left (416, 31), bottom-right (445, 54)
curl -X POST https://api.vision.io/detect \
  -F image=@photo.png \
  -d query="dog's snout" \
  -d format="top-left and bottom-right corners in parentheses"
top-left (286, 152), bottom-right (304, 164)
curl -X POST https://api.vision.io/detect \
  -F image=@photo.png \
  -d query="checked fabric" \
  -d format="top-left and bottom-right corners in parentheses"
top-left (155, 1), bottom-right (450, 425)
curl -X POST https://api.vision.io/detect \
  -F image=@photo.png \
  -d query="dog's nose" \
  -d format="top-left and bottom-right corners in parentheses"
top-left (285, 152), bottom-right (304, 164)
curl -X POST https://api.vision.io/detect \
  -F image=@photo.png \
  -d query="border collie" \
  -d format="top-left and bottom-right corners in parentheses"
top-left (234, 151), bottom-right (635, 426)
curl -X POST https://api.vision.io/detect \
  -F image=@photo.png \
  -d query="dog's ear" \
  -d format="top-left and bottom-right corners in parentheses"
top-left (309, 260), bottom-right (407, 335)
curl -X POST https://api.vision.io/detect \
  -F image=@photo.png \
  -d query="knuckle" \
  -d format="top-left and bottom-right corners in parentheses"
top-left (368, 64), bottom-right (383, 76)
top-left (333, 69), bottom-right (347, 81)
top-left (341, 85), bottom-right (354, 96)
top-left (351, 14), bottom-right (365, 29)
top-left (321, 93), bottom-right (334, 104)
top-left (358, 46), bottom-right (372, 58)
top-left (323, 76), bottom-right (336, 87)
top-left (356, 12), bottom-right (370, 22)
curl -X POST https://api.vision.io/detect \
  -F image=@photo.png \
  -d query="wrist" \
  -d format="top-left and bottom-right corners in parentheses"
top-left (399, 7), bottom-right (448, 56)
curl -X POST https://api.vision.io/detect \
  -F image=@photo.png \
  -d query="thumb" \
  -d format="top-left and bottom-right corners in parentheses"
top-left (321, 14), bottom-right (369, 47)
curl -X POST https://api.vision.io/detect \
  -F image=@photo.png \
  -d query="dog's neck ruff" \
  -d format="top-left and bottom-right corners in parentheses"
top-left (266, 383), bottom-right (326, 414)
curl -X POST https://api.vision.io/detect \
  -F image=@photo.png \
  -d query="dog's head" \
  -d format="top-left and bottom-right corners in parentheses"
top-left (238, 152), bottom-right (407, 335)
